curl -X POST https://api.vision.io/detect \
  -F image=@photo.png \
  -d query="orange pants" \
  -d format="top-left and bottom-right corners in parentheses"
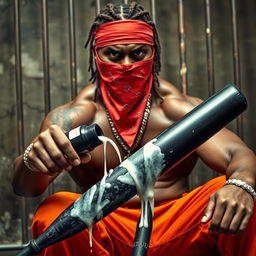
top-left (32, 176), bottom-right (256, 256)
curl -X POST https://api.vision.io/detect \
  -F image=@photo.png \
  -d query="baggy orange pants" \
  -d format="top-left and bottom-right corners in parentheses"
top-left (32, 176), bottom-right (256, 256)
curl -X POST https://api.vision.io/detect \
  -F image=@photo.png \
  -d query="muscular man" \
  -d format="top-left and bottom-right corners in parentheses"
top-left (12, 3), bottom-right (256, 255)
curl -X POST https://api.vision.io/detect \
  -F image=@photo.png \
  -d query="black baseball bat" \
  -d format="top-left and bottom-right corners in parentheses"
top-left (132, 201), bottom-right (153, 256)
top-left (16, 84), bottom-right (247, 256)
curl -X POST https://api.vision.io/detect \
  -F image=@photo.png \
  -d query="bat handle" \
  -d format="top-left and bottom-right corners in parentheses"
top-left (132, 202), bottom-right (153, 256)
top-left (16, 241), bottom-right (41, 256)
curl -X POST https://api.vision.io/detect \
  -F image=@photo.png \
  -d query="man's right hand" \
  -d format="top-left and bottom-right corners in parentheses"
top-left (26, 125), bottom-right (91, 176)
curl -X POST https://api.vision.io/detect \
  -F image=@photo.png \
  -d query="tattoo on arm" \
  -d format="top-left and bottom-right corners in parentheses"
top-left (187, 100), bottom-right (197, 107)
top-left (48, 107), bottom-right (84, 131)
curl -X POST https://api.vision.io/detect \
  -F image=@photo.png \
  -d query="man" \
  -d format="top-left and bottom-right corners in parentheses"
top-left (12, 2), bottom-right (256, 255)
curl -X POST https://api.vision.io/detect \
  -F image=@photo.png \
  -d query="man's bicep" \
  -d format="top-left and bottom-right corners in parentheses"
top-left (195, 128), bottom-right (244, 173)
top-left (39, 101), bottom-right (97, 133)
top-left (40, 106), bottom-right (80, 132)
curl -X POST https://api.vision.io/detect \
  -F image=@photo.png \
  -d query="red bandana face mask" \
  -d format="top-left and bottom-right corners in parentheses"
top-left (95, 54), bottom-right (154, 148)
top-left (93, 20), bottom-right (155, 148)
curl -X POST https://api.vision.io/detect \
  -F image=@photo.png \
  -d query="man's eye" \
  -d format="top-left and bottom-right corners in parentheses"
top-left (110, 51), bottom-right (120, 58)
top-left (134, 50), bottom-right (144, 57)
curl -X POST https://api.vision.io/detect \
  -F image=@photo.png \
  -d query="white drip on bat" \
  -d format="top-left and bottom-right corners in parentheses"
top-left (98, 136), bottom-right (122, 176)
top-left (71, 136), bottom-right (165, 253)
top-left (119, 139), bottom-right (165, 228)
top-left (71, 135), bottom-right (121, 253)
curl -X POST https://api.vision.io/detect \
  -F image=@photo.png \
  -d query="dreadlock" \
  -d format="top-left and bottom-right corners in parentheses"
top-left (85, 2), bottom-right (162, 101)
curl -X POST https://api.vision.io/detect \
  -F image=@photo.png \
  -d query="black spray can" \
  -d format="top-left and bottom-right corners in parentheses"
top-left (66, 124), bottom-right (104, 153)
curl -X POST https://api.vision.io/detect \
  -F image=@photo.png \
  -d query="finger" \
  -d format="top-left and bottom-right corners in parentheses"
top-left (237, 212), bottom-right (252, 233)
top-left (229, 204), bottom-right (253, 234)
top-left (217, 204), bottom-right (236, 234)
top-left (209, 198), bottom-right (227, 232)
top-left (202, 194), bottom-right (216, 223)
top-left (33, 141), bottom-right (65, 172)
top-left (228, 216), bottom-right (243, 234)
top-left (38, 133), bottom-right (75, 169)
top-left (29, 151), bottom-right (56, 176)
top-left (80, 153), bottom-right (92, 164)
top-left (50, 128), bottom-right (81, 166)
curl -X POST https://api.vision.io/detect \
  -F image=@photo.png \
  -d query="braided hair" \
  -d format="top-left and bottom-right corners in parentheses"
top-left (85, 2), bottom-right (162, 101)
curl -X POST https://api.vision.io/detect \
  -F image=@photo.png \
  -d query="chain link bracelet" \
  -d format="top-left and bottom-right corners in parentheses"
top-left (224, 178), bottom-right (256, 200)
top-left (23, 143), bottom-right (34, 171)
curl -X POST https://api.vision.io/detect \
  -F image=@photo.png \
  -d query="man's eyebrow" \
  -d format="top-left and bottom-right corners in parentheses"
top-left (132, 45), bottom-right (147, 51)
top-left (104, 46), bottom-right (121, 51)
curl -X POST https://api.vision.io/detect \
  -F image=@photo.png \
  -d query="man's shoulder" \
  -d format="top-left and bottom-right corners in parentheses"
top-left (58, 83), bottom-right (98, 112)
top-left (43, 84), bottom-right (99, 130)
top-left (73, 83), bottom-right (96, 103)
top-left (158, 78), bottom-right (183, 98)
top-left (158, 78), bottom-right (203, 121)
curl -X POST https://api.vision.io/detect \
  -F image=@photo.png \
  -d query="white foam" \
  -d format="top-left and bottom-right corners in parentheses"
top-left (120, 139), bottom-right (165, 227)
top-left (98, 136), bottom-right (122, 176)
top-left (71, 135), bottom-right (122, 252)
top-left (70, 136), bottom-right (165, 251)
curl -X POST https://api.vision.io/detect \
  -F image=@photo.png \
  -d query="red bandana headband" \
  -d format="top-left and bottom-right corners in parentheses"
top-left (94, 19), bottom-right (154, 48)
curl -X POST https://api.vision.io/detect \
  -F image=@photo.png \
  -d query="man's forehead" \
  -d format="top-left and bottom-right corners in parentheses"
top-left (94, 20), bottom-right (154, 49)
top-left (99, 44), bottom-right (151, 50)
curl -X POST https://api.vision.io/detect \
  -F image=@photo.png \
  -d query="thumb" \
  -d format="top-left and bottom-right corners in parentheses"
top-left (201, 194), bottom-right (216, 223)
top-left (80, 152), bottom-right (92, 164)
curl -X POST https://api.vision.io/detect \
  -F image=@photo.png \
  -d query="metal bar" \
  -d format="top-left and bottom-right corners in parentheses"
top-left (68, 0), bottom-right (78, 99)
top-left (150, 0), bottom-right (156, 24)
top-left (41, 0), bottom-right (51, 113)
top-left (177, 0), bottom-right (188, 95)
top-left (0, 244), bottom-right (28, 251)
top-left (230, 0), bottom-right (241, 87)
top-left (204, 0), bottom-right (215, 96)
top-left (230, 0), bottom-right (243, 138)
top-left (14, 0), bottom-right (24, 158)
top-left (96, 0), bottom-right (100, 14)
top-left (13, 0), bottom-right (29, 244)
top-left (204, 0), bottom-right (218, 179)
top-left (41, 0), bottom-right (54, 194)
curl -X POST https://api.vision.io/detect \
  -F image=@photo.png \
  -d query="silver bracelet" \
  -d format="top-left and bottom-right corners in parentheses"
top-left (224, 178), bottom-right (256, 200)
top-left (23, 143), bottom-right (34, 171)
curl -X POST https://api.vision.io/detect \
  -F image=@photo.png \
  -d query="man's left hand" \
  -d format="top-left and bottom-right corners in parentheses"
top-left (201, 185), bottom-right (254, 234)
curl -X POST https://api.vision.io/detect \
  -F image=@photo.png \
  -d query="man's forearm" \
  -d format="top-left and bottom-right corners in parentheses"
top-left (12, 155), bottom-right (53, 197)
top-left (225, 147), bottom-right (256, 188)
